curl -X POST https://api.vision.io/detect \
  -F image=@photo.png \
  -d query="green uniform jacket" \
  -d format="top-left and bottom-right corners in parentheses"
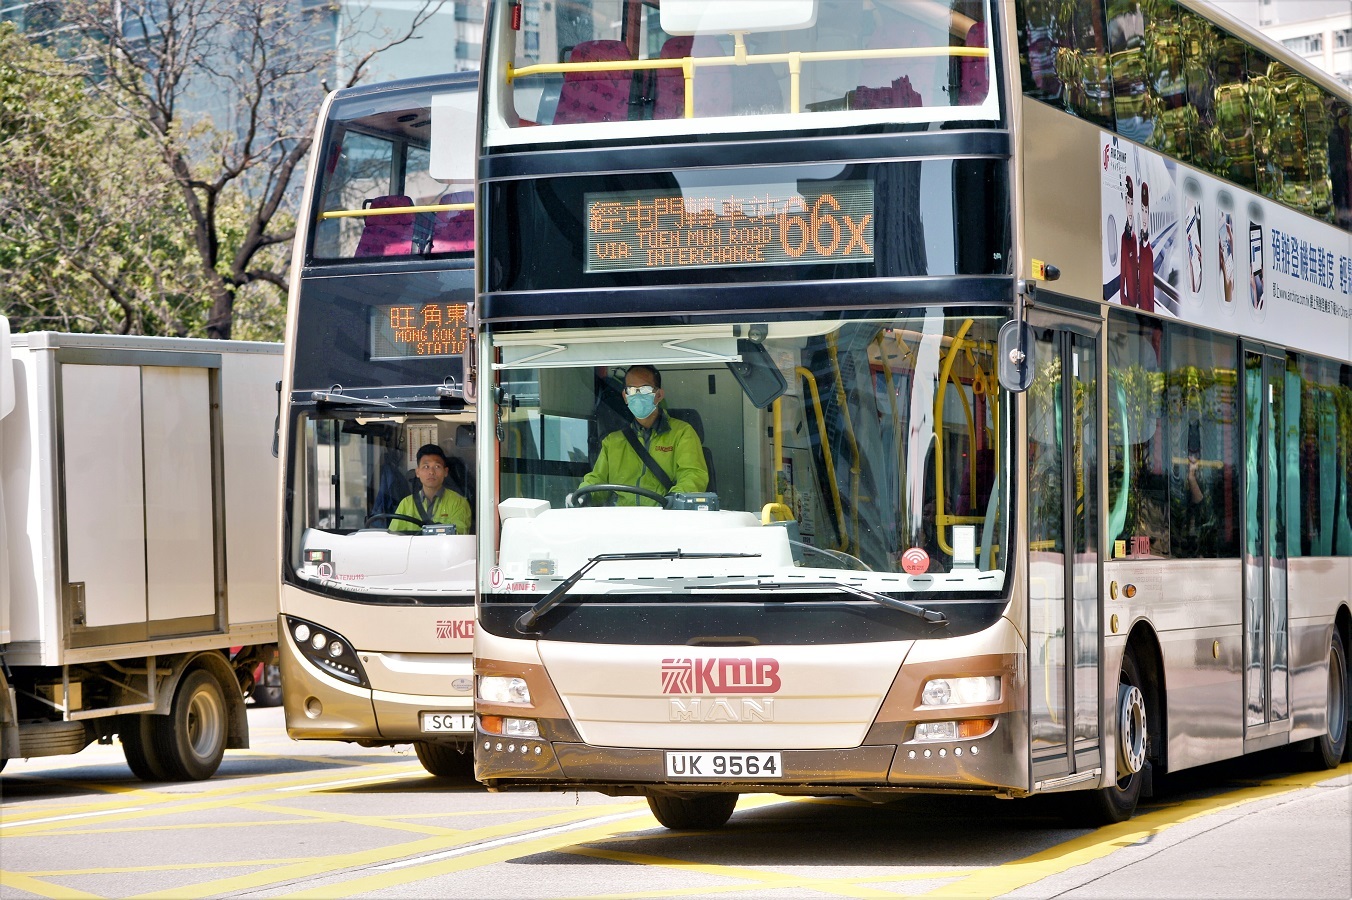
top-left (390, 489), bottom-right (472, 534)
top-left (579, 412), bottom-right (709, 506)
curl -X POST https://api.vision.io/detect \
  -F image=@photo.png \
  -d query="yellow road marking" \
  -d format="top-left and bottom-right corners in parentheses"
top-left (127, 803), bottom-right (646, 899)
top-left (921, 762), bottom-right (1352, 897)
top-left (19, 859), bottom-right (312, 876)
top-left (0, 870), bottom-right (102, 899)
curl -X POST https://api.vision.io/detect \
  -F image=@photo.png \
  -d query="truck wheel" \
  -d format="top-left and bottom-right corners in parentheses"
top-left (151, 669), bottom-right (228, 781)
top-left (1311, 630), bottom-right (1348, 769)
top-left (120, 714), bottom-right (168, 781)
top-left (1076, 647), bottom-right (1151, 825)
top-left (646, 793), bottom-right (739, 830)
top-left (414, 741), bottom-right (473, 778)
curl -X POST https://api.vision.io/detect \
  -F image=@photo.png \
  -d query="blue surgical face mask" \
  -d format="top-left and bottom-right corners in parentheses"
top-left (626, 392), bottom-right (658, 419)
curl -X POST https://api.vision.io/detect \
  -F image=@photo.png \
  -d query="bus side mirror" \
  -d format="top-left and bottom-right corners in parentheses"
top-left (728, 338), bottom-right (787, 409)
top-left (997, 320), bottom-right (1034, 393)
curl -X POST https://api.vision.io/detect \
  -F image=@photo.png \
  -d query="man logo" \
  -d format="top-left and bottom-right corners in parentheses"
top-left (669, 698), bottom-right (775, 722)
top-left (661, 657), bottom-right (781, 694)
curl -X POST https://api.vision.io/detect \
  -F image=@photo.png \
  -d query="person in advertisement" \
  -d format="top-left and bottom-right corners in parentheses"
top-left (578, 364), bottom-right (709, 507)
top-left (389, 443), bottom-right (472, 534)
top-left (1119, 175), bottom-right (1139, 308)
top-left (1137, 180), bottom-right (1155, 312)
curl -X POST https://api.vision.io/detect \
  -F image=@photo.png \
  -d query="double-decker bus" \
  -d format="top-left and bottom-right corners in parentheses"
top-left (277, 73), bottom-right (481, 777)
top-left (471, 0), bottom-right (1352, 828)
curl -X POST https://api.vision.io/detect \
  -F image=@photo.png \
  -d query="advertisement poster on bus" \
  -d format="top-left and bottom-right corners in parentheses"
top-left (1100, 133), bottom-right (1352, 361)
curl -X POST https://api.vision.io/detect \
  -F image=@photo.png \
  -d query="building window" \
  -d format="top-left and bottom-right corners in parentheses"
top-left (1283, 35), bottom-right (1323, 55)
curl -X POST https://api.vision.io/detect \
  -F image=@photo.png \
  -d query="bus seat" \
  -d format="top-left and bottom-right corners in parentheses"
top-left (354, 195), bottom-right (415, 257)
top-left (553, 40), bottom-right (634, 125)
top-left (430, 191), bottom-right (474, 253)
top-left (653, 36), bottom-right (731, 120)
top-left (667, 407), bottom-right (716, 493)
top-left (959, 22), bottom-right (989, 106)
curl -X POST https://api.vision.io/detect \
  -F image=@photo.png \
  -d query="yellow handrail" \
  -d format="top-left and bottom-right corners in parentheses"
top-left (933, 318), bottom-right (975, 555)
top-left (508, 44), bottom-right (990, 117)
top-left (761, 502), bottom-right (795, 525)
top-left (772, 397), bottom-right (784, 505)
top-left (795, 366), bottom-right (847, 552)
top-left (826, 334), bottom-right (860, 557)
top-left (320, 202), bottom-right (474, 221)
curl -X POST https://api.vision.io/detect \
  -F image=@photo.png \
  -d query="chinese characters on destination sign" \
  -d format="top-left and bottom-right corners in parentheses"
top-left (370, 302), bottom-right (471, 360)
top-left (585, 183), bottom-right (875, 273)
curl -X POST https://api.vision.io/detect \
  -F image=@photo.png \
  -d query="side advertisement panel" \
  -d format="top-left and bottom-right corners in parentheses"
top-left (1099, 133), bottom-right (1352, 360)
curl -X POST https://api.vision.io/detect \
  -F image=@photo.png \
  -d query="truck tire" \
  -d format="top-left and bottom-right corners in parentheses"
top-left (120, 714), bottom-right (169, 781)
top-left (151, 668), bottom-right (228, 781)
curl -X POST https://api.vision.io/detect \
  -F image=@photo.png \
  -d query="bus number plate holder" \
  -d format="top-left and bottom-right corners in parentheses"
top-left (664, 751), bottom-right (782, 779)
top-left (420, 712), bottom-right (473, 733)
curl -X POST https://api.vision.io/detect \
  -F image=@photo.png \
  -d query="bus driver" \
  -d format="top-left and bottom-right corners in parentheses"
top-left (389, 443), bottom-right (472, 534)
top-left (578, 364), bottom-right (709, 506)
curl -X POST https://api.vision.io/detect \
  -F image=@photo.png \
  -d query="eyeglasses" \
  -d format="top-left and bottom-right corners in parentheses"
top-left (623, 385), bottom-right (657, 397)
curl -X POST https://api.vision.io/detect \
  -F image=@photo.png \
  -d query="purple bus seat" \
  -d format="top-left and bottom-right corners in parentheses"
top-left (653, 36), bottom-right (731, 120)
top-left (959, 22), bottom-right (989, 106)
top-left (354, 195), bottom-right (415, 257)
top-left (430, 191), bottom-right (474, 253)
top-left (553, 40), bottom-right (634, 125)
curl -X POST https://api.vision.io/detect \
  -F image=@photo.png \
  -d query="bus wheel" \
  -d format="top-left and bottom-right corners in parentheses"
top-left (1080, 649), bottom-right (1150, 826)
top-left (646, 793), bottom-right (738, 830)
top-left (151, 669), bottom-right (228, 781)
top-left (120, 714), bottom-right (168, 781)
top-left (414, 741), bottom-right (474, 778)
top-left (1311, 629), bottom-right (1348, 769)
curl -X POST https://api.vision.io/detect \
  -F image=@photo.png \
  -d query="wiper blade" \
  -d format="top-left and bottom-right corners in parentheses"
top-left (514, 550), bottom-right (761, 634)
top-left (309, 391), bottom-right (461, 415)
top-left (311, 390), bottom-right (396, 408)
top-left (705, 580), bottom-right (948, 625)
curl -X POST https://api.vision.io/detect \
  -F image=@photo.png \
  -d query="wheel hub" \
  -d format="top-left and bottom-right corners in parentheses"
top-left (1117, 683), bottom-right (1147, 775)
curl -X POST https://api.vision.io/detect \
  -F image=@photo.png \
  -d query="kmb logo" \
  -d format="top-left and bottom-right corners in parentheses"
top-left (661, 657), bottom-right (781, 694)
top-left (435, 619), bottom-right (475, 639)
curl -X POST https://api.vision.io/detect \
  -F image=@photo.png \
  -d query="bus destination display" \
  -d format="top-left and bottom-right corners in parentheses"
top-left (585, 182), bottom-right (875, 274)
top-left (370, 303), bottom-right (471, 360)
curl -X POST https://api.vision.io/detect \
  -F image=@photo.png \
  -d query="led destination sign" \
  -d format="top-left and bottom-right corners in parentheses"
top-left (585, 182), bottom-right (875, 274)
top-left (371, 302), bottom-right (471, 360)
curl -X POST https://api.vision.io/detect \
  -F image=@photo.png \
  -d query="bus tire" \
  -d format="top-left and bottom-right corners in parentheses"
top-left (1312, 629), bottom-right (1348, 769)
top-left (150, 668), bottom-right (228, 781)
top-left (414, 741), bottom-right (474, 778)
top-left (646, 793), bottom-right (738, 830)
top-left (120, 714), bottom-right (168, 781)
top-left (1081, 648), bottom-right (1150, 825)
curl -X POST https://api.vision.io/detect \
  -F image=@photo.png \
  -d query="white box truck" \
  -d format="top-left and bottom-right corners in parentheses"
top-left (0, 317), bottom-right (282, 780)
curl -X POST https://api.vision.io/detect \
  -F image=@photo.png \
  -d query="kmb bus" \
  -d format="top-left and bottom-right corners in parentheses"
top-left (470, 0), bottom-right (1352, 827)
top-left (278, 73), bottom-right (481, 777)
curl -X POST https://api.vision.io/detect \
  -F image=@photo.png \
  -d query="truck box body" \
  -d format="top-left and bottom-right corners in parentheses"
top-left (0, 323), bottom-right (282, 772)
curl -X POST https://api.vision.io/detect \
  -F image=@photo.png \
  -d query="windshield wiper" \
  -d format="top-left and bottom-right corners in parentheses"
top-left (703, 580), bottom-right (947, 625)
top-left (309, 390), bottom-right (461, 415)
top-left (514, 550), bottom-right (761, 634)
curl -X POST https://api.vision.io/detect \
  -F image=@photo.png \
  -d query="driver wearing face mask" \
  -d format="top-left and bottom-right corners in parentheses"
top-left (578, 364), bottom-right (709, 506)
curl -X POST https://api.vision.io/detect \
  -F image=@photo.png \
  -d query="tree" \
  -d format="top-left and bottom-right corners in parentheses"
top-left (25, 0), bottom-right (447, 339)
top-left (0, 23), bottom-right (205, 336)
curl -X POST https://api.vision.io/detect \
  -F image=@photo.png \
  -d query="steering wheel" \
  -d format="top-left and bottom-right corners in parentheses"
top-left (365, 512), bottom-right (425, 528)
top-left (566, 483), bottom-right (669, 509)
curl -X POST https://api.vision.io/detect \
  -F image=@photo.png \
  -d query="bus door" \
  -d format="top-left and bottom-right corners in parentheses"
top-left (1242, 345), bottom-right (1290, 743)
top-left (1026, 310), bottom-right (1103, 788)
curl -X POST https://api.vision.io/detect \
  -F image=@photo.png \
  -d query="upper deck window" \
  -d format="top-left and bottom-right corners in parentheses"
top-left (483, 0), bottom-right (999, 148)
top-left (311, 85), bottom-right (475, 263)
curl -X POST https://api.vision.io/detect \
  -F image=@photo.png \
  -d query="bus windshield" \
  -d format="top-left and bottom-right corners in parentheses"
top-left (488, 309), bottom-right (1009, 600)
top-left (288, 408), bottom-right (477, 599)
top-left (483, 0), bottom-right (998, 147)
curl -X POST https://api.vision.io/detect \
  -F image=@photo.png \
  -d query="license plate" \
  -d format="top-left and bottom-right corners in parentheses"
top-left (664, 751), bottom-right (782, 780)
top-left (420, 712), bottom-right (473, 733)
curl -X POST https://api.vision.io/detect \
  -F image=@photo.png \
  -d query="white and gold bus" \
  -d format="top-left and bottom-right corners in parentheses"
top-left (471, 0), bottom-right (1352, 827)
top-left (278, 73), bottom-right (481, 777)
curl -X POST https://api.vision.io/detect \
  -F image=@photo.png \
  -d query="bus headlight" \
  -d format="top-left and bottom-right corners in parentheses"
top-left (286, 616), bottom-right (368, 688)
top-left (921, 676), bottom-right (1000, 706)
top-left (478, 675), bottom-right (531, 704)
top-left (914, 718), bottom-right (996, 742)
